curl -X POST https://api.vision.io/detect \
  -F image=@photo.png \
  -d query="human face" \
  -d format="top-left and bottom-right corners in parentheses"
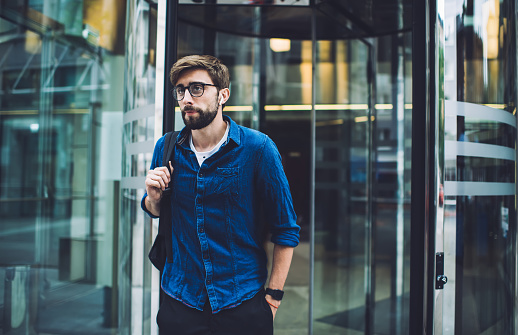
top-left (175, 69), bottom-right (220, 130)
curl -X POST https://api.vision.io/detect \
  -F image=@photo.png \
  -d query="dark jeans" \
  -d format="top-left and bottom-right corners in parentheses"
top-left (157, 289), bottom-right (274, 335)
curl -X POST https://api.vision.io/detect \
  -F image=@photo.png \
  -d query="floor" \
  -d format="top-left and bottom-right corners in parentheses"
top-left (272, 242), bottom-right (408, 335)
top-left (1, 241), bottom-right (399, 335)
top-left (3, 239), bottom-right (506, 335)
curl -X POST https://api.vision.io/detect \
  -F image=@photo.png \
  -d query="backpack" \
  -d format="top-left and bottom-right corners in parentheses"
top-left (148, 130), bottom-right (180, 271)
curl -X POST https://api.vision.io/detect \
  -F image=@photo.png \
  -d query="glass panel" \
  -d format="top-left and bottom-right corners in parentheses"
top-left (175, 24), bottom-right (258, 129)
top-left (121, 1), bottom-right (158, 334)
top-left (176, 6), bottom-right (311, 334)
top-left (443, 0), bottom-right (517, 334)
top-left (311, 31), bottom-right (413, 335)
top-left (371, 33), bottom-right (413, 335)
top-left (312, 39), bottom-right (371, 334)
top-left (177, 5), bottom-right (414, 335)
top-left (262, 39), bottom-right (311, 334)
top-left (175, 2), bottom-right (413, 41)
top-left (0, 1), bottom-right (125, 334)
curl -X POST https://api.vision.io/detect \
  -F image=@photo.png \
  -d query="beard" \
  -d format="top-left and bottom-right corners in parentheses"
top-left (181, 99), bottom-right (219, 130)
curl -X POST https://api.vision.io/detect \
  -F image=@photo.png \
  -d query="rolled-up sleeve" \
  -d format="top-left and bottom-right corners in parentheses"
top-left (256, 137), bottom-right (300, 247)
top-left (141, 135), bottom-right (166, 218)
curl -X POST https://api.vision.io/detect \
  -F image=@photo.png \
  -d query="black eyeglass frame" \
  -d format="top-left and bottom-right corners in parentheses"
top-left (172, 82), bottom-right (218, 101)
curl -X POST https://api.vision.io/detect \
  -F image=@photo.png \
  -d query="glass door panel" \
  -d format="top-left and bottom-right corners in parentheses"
top-left (311, 39), bottom-right (371, 334)
top-left (371, 33), bottom-right (413, 335)
top-left (311, 34), bottom-right (413, 334)
top-left (261, 39), bottom-right (312, 334)
top-left (442, 0), bottom-right (517, 334)
top-left (175, 25), bottom-right (258, 129)
top-left (0, 3), bottom-right (123, 332)
top-left (175, 4), bottom-right (413, 335)
top-left (176, 7), bottom-right (311, 333)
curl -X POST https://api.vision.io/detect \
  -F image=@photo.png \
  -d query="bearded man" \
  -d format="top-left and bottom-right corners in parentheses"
top-left (142, 55), bottom-right (300, 335)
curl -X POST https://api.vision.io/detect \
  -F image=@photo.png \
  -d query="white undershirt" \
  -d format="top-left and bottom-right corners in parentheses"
top-left (190, 122), bottom-right (230, 166)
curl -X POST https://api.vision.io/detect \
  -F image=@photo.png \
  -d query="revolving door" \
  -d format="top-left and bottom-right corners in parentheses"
top-left (156, 2), bottom-right (414, 334)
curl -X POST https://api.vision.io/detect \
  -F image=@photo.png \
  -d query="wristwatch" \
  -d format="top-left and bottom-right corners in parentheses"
top-left (265, 288), bottom-right (284, 301)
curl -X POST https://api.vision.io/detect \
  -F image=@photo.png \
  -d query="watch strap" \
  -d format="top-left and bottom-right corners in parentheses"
top-left (265, 288), bottom-right (284, 301)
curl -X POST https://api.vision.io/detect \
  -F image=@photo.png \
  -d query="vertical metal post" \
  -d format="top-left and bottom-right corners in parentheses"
top-left (252, 7), bottom-right (261, 131)
top-left (163, 0), bottom-right (178, 134)
top-left (392, 0), bottom-right (406, 330)
top-left (155, 0), bottom-right (167, 139)
top-left (36, 32), bottom-right (53, 267)
top-left (432, 0), bottom-right (446, 333)
top-left (410, 0), bottom-right (436, 333)
top-left (86, 58), bottom-right (101, 282)
top-left (111, 181), bottom-right (120, 328)
top-left (515, 2), bottom-right (518, 333)
top-left (509, 1), bottom-right (518, 334)
top-left (394, 40), bottom-right (405, 335)
top-left (203, 0), bottom-right (216, 56)
top-left (308, 9), bottom-right (316, 335)
top-left (364, 39), bottom-right (376, 335)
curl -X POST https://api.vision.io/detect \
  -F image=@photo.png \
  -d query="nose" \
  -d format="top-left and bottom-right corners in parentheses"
top-left (182, 88), bottom-right (194, 104)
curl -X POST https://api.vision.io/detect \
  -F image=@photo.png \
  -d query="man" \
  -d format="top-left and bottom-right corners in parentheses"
top-left (142, 55), bottom-right (300, 335)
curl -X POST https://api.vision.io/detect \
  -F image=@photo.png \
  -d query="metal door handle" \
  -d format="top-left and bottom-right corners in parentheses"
top-left (435, 252), bottom-right (447, 289)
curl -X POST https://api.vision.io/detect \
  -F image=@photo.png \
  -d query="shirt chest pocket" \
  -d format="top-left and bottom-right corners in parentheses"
top-left (210, 167), bottom-right (239, 197)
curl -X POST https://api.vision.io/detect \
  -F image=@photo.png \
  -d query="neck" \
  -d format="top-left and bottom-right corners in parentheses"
top-left (191, 113), bottom-right (227, 152)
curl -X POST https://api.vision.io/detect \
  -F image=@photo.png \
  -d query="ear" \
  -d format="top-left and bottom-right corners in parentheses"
top-left (218, 87), bottom-right (230, 105)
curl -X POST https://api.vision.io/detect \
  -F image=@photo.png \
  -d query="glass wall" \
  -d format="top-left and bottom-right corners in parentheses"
top-left (312, 35), bottom-right (413, 334)
top-left (0, 1), bottom-right (422, 335)
top-left (174, 12), bottom-right (311, 333)
top-left (174, 4), bottom-right (413, 335)
top-left (442, 0), bottom-right (517, 333)
top-left (120, 0), bottom-right (160, 334)
top-left (0, 1), bottom-right (126, 334)
top-left (312, 38), bottom-right (373, 334)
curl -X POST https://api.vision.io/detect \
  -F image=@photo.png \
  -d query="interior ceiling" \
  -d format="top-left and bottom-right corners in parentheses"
top-left (178, 0), bottom-right (412, 40)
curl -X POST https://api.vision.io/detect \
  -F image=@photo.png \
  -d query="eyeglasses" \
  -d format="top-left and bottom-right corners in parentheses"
top-left (172, 83), bottom-right (218, 101)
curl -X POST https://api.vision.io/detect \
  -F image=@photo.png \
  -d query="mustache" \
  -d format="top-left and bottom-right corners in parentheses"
top-left (182, 106), bottom-right (201, 113)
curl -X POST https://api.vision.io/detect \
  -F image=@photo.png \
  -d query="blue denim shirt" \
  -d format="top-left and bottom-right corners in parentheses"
top-left (142, 115), bottom-right (300, 313)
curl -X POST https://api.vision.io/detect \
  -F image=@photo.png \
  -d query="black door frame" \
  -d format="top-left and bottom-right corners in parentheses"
top-left (410, 0), bottom-right (437, 334)
top-left (163, 0), bottom-right (178, 134)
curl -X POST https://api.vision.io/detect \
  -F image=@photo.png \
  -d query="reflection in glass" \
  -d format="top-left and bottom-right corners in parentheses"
top-left (0, 1), bottom-right (125, 333)
top-left (312, 33), bottom-right (412, 334)
top-left (176, 4), bottom-right (414, 334)
top-left (443, 0), bottom-right (517, 333)
top-left (312, 40), bottom-right (370, 335)
top-left (121, 1), bottom-right (158, 334)
top-left (176, 10), bottom-right (311, 333)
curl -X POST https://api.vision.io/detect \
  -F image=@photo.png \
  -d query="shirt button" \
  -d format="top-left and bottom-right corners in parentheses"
top-left (198, 227), bottom-right (204, 233)
top-left (203, 251), bottom-right (209, 259)
top-left (206, 279), bottom-right (211, 285)
top-left (199, 173), bottom-right (204, 178)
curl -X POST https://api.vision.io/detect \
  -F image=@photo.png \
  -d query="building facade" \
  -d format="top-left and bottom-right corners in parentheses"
top-left (0, 0), bottom-right (516, 334)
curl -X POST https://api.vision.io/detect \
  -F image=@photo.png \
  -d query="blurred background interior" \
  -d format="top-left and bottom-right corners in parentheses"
top-left (0, 0), bottom-right (516, 334)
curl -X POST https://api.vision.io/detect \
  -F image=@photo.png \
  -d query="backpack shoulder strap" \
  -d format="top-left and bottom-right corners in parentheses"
top-left (162, 131), bottom-right (180, 168)
top-left (158, 130), bottom-right (180, 263)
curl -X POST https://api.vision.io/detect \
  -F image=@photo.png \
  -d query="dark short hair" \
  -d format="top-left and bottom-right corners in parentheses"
top-left (170, 55), bottom-right (230, 89)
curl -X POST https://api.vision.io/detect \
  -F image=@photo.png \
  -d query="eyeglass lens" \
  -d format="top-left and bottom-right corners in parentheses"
top-left (173, 83), bottom-right (206, 101)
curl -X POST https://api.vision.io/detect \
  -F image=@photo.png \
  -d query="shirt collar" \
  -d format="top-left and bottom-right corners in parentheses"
top-left (177, 115), bottom-right (241, 148)
top-left (223, 115), bottom-right (241, 147)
